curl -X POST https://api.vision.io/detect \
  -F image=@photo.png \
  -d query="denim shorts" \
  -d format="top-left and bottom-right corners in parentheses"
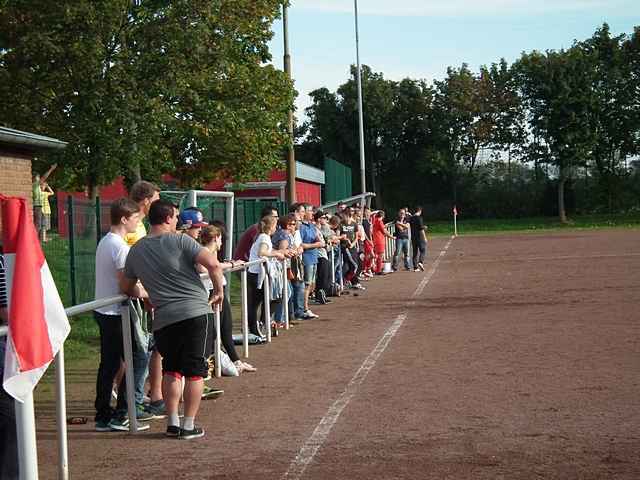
top-left (303, 263), bottom-right (317, 286)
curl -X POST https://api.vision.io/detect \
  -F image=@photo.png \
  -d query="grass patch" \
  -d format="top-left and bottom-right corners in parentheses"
top-left (426, 213), bottom-right (640, 236)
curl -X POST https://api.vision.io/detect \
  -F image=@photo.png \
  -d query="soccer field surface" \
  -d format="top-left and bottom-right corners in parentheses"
top-left (35, 229), bottom-right (640, 479)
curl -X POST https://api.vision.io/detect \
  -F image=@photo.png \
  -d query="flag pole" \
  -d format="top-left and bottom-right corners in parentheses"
top-left (15, 393), bottom-right (40, 479)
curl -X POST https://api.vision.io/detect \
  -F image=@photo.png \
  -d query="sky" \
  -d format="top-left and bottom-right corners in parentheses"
top-left (268, 0), bottom-right (640, 117)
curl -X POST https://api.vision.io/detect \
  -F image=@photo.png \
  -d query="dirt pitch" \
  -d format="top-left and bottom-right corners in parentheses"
top-left (35, 229), bottom-right (640, 479)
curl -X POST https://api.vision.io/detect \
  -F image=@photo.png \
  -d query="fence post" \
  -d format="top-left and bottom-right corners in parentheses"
top-left (55, 347), bottom-right (69, 480)
top-left (120, 301), bottom-right (140, 434)
top-left (67, 196), bottom-right (77, 306)
top-left (263, 262), bottom-right (271, 343)
top-left (282, 259), bottom-right (289, 330)
top-left (95, 196), bottom-right (101, 246)
top-left (241, 269), bottom-right (250, 358)
top-left (214, 306), bottom-right (222, 378)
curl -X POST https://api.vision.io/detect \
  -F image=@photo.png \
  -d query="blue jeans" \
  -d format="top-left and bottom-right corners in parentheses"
top-left (392, 238), bottom-right (410, 270)
top-left (290, 280), bottom-right (305, 318)
top-left (331, 247), bottom-right (342, 284)
top-left (274, 281), bottom-right (292, 323)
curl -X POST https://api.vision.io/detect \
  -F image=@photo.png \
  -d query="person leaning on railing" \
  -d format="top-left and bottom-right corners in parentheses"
top-left (93, 198), bottom-right (151, 432)
top-left (246, 215), bottom-right (286, 337)
top-left (271, 214), bottom-right (298, 327)
top-left (199, 224), bottom-right (255, 374)
top-left (120, 199), bottom-right (225, 441)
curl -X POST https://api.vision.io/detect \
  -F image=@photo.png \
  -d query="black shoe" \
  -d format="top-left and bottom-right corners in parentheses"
top-left (180, 426), bottom-right (205, 440)
top-left (202, 385), bottom-right (224, 400)
top-left (166, 425), bottom-right (181, 438)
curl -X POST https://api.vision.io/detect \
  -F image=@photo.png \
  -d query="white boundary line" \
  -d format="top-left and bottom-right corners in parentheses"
top-left (282, 236), bottom-right (455, 480)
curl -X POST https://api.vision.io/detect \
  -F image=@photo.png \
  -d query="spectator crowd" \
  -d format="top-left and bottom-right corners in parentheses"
top-left (0, 179), bottom-right (431, 470)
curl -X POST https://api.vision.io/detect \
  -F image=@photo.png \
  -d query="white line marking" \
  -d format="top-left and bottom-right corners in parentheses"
top-left (282, 235), bottom-right (455, 480)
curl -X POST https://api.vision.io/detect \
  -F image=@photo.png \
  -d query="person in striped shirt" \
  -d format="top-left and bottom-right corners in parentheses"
top-left (0, 250), bottom-right (19, 479)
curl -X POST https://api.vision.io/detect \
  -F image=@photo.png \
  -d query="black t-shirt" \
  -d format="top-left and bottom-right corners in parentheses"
top-left (394, 218), bottom-right (409, 239)
top-left (409, 215), bottom-right (424, 239)
top-left (341, 222), bottom-right (356, 247)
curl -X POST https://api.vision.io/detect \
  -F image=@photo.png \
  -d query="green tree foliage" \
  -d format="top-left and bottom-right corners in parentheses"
top-left (0, 0), bottom-right (293, 195)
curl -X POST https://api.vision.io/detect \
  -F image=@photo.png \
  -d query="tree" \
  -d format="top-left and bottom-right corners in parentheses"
top-left (578, 24), bottom-right (640, 210)
top-left (0, 0), bottom-right (293, 195)
top-left (514, 47), bottom-right (596, 222)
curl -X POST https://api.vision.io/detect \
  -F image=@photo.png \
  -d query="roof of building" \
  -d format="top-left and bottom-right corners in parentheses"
top-left (0, 126), bottom-right (67, 151)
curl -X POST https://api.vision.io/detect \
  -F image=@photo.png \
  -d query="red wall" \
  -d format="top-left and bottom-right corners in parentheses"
top-left (56, 171), bottom-right (322, 236)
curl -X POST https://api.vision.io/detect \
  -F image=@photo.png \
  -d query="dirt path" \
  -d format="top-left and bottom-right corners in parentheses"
top-left (36, 231), bottom-right (640, 479)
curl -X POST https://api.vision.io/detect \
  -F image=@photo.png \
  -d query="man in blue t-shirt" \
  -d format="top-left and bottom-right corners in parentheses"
top-left (298, 204), bottom-right (325, 319)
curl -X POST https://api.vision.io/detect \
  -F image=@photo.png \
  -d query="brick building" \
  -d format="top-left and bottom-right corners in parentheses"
top-left (0, 127), bottom-right (67, 230)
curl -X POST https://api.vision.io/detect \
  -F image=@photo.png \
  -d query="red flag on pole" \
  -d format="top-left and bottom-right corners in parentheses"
top-left (1, 195), bottom-right (70, 402)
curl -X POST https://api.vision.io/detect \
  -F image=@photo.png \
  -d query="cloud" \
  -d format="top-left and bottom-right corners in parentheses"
top-left (291, 0), bottom-right (617, 17)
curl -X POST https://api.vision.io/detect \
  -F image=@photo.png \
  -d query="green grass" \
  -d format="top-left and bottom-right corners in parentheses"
top-left (426, 213), bottom-right (640, 236)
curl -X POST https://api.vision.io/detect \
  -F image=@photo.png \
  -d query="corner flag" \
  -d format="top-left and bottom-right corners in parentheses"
top-left (1, 195), bottom-right (70, 402)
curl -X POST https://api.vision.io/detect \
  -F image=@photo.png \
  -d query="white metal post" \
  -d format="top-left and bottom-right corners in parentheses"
top-left (214, 306), bottom-right (222, 378)
top-left (15, 393), bottom-right (39, 480)
top-left (120, 302), bottom-right (140, 433)
top-left (282, 259), bottom-right (289, 330)
top-left (186, 190), bottom-right (197, 208)
top-left (263, 262), bottom-right (272, 343)
top-left (454, 210), bottom-right (458, 236)
top-left (55, 347), bottom-right (69, 480)
top-left (241, 269), bottom-right (249, 358)
top-left (224, 196), bottom-right (234, 299)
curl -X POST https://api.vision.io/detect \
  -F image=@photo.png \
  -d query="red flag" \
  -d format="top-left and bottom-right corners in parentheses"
top-left (1, 196), bottom-right (70, 402)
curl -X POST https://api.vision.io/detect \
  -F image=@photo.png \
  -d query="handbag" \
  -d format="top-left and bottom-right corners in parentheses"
top-left (290, 255), bottom-right (304, 282)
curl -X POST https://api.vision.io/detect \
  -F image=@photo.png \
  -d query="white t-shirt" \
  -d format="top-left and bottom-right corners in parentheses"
top-left (248, 233), bottom-right (272, 274)
top-left (95, 232), bottom-right (129, 315)
top-left (292, 229), bottom-right (302, 248)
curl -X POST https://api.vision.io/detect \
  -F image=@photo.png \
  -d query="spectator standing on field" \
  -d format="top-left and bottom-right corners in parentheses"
top-left (371, 211), bottom-right (394, 274)
top-left (124, 181), bottom-right (164, 416)
top-left (233, 206), bottom-right (279, 261)
top-left (409, 206), bottom-right (427, 271)
top-left (32, 163), bottom-right (56, 241)
top-left (199, 225), bottom-right (256, 374)
top-left (392, 209), bottom-right (411, 271)
top-left (299, 204), bottom-right (325, 317)
top-left (121, 199), bottom-right (225, 440)
top-left (246, 216), bottom-right (286, 336)
top-left (93, 199), bottom-right (152, 432)
top-left (39, 182), bottom-right (54, 242)
top-left (288, 203), bottom-right (307, 320)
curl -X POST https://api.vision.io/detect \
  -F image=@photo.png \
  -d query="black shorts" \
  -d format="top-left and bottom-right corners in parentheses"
top-left (154, 315), bottom-right (209, 378)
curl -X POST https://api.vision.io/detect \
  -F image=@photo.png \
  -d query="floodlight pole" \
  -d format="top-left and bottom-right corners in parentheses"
top-left (354, 0), bottom-right (366, 199)
top-left (283, 3), bottom-right (297, 205)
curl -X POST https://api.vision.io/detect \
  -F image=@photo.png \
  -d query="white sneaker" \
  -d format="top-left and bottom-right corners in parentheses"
top-left (303, 309), bottom-right (319, 319)
top-left (351, 283), bottom-right (366, 290)
top-left (418, 262), bottom-right (424, 271)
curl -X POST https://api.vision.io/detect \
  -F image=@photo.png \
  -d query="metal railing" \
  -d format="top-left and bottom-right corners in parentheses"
top-left (1, 255), bottom-right (290, 479)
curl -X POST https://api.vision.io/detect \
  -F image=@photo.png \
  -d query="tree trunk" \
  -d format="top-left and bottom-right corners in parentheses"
top-left (558, 175), bottom-right (568, 223)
